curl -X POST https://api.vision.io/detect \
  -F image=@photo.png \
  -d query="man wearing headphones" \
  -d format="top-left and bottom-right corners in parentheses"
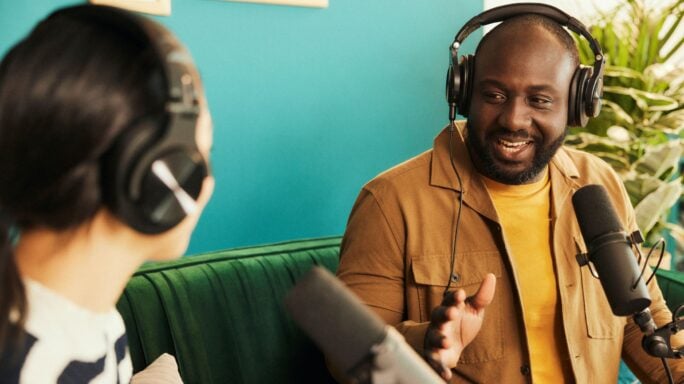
top-left (336, 4), bottom-right (684, 383)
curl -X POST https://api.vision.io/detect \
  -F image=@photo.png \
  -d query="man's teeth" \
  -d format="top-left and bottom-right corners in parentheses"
top-left (498, 139), bottom-right (531, 148)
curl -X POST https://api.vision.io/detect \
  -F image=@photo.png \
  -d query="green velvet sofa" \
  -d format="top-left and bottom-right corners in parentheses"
top-left (116, 236), bottom-right (341, 384)
top-left (116, 236), bottom-right (684, 384)
top-left (654, 268), bottom-right (684, 313)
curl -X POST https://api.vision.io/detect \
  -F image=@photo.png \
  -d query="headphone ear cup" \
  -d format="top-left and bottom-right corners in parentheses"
top-left (138, 150), bottom-right (207, 230)
top-left (445, 64), bottom-right (460, 106)
top-left (458, 54), bottom-right (475, 117)
top-left (101, 120), bottom-right (208, 234)
top-left (101, 122), bottom-right (158, 229)
top-left (568, 66), bottom-right (591, 127)
top-left (587, 74), bottom-right (603, 119)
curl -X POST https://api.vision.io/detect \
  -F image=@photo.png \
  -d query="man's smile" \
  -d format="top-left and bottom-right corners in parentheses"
top-left (492, 137), bottom-right (535, 163)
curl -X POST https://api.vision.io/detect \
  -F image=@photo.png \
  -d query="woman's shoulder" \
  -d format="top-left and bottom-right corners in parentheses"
top-left (0, 279), bottom-right (131, 383)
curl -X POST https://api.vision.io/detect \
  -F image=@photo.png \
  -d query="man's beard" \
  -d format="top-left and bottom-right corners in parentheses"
top-left (466, 125), bottom-right (567, 185)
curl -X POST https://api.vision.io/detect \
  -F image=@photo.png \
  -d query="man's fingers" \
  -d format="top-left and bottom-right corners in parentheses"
top-left (444, 273), bottom-right (496, 309)
top-left (430, 305), bottom-right (451, 324)
top-left (425, 328), bottom-right (448, 349)
top-left (468, 273), bottom-right (496, 309)
top-left (442, 288), bottom-right (467, 307)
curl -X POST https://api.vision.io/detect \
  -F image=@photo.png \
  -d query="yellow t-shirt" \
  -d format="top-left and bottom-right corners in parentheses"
top-left (484, 170), bottom-right (572, 383)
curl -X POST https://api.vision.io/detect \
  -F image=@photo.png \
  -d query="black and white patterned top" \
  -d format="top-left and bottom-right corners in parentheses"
top-left (0, 279), bottom-right (132, 383)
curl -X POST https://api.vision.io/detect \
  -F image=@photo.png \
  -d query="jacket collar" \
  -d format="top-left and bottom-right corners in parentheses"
top-left (548, 142), bottom-right (582, 220)
top-left (430, 122), bottom-right (473, 193)
top-left (430, 122), bottom-right (582, 221)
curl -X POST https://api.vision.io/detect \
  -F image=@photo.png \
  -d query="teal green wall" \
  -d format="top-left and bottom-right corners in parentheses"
top-left (0, 0), bottom-right (482, 255)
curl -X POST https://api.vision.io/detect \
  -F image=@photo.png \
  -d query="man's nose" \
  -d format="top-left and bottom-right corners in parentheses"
top-left (497, 96), bottom-right (532, 130)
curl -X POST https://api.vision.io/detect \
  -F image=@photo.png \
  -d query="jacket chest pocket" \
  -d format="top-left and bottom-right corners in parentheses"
top-left (576, 238), bottom-right (624, 339)
top-left (411, 252), bottom-right (504, 363)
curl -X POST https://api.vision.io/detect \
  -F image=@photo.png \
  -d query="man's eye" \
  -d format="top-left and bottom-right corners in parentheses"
top-left (529, 96), bottom-right (553, 107)
top-left (483, 92), bottom-right (505, 103)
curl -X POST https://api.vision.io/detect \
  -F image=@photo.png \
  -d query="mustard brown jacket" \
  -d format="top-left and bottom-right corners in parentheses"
top-left (337, 123), bottom-right (684, 383)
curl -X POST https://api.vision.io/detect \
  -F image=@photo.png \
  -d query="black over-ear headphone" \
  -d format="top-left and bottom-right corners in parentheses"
top-left (445, 3), bottom-right (605, 127)
top-left (59, 5), bottom-right (209, 234)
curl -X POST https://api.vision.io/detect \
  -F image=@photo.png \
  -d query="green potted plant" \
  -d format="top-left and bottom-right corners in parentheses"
top-left (566, 0), bottom-right (684, 268)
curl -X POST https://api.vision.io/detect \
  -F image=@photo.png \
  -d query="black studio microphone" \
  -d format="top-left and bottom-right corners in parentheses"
top-left (284, 266), bottom-right (444, 384)
top-left (572, 185), bottom-right (680, 360)
top-left (572, 184), bottom-right (651, 316)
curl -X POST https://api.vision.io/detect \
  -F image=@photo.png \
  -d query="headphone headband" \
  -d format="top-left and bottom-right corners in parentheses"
top-left (451, 3), bottom-right (604, 84)
top-left (454, 3), bottom-right (579, 43)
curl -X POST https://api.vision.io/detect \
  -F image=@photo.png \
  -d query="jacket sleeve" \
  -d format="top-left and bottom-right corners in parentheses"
top-left (336, 187), bottom-right (430, 354)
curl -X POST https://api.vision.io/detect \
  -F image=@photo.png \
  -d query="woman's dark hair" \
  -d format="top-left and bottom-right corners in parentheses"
top-left (0, 5), bottom-right (167, 351)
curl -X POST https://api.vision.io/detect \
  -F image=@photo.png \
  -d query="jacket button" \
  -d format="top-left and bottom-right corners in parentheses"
top-left (520, 364), bottom-right (531, 375)
top-left (450, 273), bottom-right (460, 283)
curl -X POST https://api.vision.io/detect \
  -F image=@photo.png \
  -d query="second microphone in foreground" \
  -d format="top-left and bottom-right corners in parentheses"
top-left (284, 266), bottom-right (445, 384)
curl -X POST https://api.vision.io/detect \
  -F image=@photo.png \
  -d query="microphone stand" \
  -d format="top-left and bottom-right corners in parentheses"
top-left (635, 307), bottom-right (684, 360)
top-left (633, 305), bottom-right (684, 384)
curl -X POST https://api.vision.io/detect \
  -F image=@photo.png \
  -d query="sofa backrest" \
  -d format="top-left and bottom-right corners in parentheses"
top-left (117, 237), bottom-right (341, 384)
top-left (656, 269), bottom-right (684, 313)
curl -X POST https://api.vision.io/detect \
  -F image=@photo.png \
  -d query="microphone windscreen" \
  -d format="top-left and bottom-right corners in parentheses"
top-left (284, 267), bottom-right (386, 374)
top-left (572, 184), bottom-right (623, 243)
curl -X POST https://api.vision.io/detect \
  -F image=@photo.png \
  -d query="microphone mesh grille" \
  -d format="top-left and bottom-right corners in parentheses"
top-left (572, 184), bottom-right (624, 243)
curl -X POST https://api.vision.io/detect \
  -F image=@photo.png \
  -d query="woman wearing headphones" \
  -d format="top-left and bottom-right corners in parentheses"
top-left (0, 5), bottom-right (214, 382)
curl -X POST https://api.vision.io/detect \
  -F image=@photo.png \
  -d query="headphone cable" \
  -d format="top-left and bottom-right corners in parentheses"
top-left (444, 120), bottom-right (465, 296)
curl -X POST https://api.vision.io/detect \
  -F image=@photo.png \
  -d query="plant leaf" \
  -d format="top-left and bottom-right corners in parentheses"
top-left (603, 85), bottom-right (680, 111)
top-left (634, 178), bottom-right (683, 235)
top-left (605, 66), bottom-right (645, 81)
top-left (633, 140), bottom-right (684, 178)
top-left (624, 176), bottom-right (666, 205)
top-left (601, 99), bottom-right (636, 125)
top-left (664, 222), bottom-right (684, 255)
top-left (654, 110), bottom-right (684, 135)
